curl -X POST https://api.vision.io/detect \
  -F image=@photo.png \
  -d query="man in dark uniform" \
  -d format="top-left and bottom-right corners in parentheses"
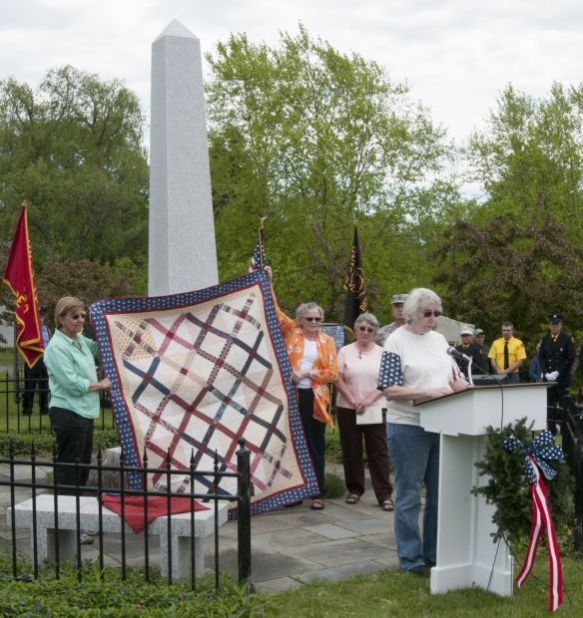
top-left (455, 326), bottom-right (483, 379)
top-left (473, 328), bottom-right (489, 373)
top-left (539, 313), bottom-right (576, 433)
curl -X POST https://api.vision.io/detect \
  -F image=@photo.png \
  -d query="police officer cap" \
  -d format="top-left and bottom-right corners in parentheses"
top-left (474, 328), bottom-right (485, 336)
top-left (548, 313), bottom-right (563, 324)
top-left (392, 294), bottom-right (408, 305)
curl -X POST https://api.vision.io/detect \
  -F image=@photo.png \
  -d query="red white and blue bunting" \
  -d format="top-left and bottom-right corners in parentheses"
top-left (504, 431), bottom-right (564, 612)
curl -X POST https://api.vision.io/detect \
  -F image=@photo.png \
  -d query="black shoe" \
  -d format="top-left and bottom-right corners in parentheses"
top-left (409, 565), bottom-right (430, 576)
top-left (22, 410), bottom-right (32, 417)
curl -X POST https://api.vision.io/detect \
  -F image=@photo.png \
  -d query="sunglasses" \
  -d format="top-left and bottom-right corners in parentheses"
top-left (304, 316), bottom-right (322, 323)
top-left (357, 326), bottom-right (375, 333)
top-left (422, 310), bottom-right (441, 318)
top-left (70, 312), bottom-right (87, 320)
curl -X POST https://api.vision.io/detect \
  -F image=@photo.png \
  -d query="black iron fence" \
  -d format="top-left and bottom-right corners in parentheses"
top-left (1, 373), bottom-right (115, 434)
top-left (557, 396), bottom-right (583, 552)
top-left (0, 439), bottom-right (252, 590)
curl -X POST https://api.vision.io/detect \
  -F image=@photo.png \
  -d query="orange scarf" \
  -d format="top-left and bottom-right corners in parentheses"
top-left (276, 306), bottom-right (338, 427)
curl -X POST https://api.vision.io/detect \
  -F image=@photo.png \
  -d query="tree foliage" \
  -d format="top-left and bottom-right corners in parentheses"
top-left (0, 239), bottom-right (145, 337)
top-left (433, 83), bottom-right (583, 344)
top-left (468, 83), bottom-right (583, 237)
top-left (432, 212), bottom-right (583, 346)
top-left (206, 26), bottom-right (458, 320)
top-left (0, 66), bottom-right (149, 265)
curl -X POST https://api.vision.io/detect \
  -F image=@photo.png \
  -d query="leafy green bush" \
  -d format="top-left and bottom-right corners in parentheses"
top-left (0, 557), bottom-right (257, 617)
top-left (324, 473), bottom-right (345, 499)
top-left (0, 429), bottom-right (119, 457)
top-left (325, 427), bottom-right (343, 463)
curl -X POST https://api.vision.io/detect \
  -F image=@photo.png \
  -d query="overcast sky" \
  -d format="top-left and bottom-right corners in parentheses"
top-left (1, 0), bottom-right (582, 146)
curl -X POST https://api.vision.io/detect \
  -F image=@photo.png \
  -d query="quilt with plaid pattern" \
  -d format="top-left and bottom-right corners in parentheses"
top-left (90, 271), bottom-right (319, 514)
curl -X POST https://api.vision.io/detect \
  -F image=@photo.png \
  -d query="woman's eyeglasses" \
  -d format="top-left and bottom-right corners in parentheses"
top-left (304, 316), bottom-right (322, 323)
top-left (422, 310), bottom-right (441, 318)
top-left (357, 326), bottom-right (375, 333)
top-left (70, 313), bottom-right (87, 320)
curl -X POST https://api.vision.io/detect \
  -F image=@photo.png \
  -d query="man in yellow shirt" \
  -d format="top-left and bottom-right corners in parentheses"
top-left (488, 321), bottom-right (527, 384)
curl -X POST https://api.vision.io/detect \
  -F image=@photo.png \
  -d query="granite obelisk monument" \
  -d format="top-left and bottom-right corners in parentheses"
top-left (148, 20), bottom-right (218, 296)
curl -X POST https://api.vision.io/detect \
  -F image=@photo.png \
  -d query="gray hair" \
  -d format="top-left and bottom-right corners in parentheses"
top-left (403, 288), bottom-right (442, 323)
top-left (354, 312), bottom-right (379, 331)
top-left (296, 302), bottom-right (325, 321)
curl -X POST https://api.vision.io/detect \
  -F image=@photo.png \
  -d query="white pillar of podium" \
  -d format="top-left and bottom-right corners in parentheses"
top-left (417, 383), bottom-right (550, 597)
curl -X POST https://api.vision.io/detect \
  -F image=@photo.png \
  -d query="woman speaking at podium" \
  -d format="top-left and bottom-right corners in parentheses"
top-left (379, 288), bottom-right (468, 575)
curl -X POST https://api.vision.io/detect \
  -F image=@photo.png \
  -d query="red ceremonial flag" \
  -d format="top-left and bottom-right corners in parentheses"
top-left (2, 202), bottom-right (44, 368)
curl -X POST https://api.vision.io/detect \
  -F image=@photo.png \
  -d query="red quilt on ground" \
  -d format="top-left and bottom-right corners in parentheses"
top-left (101, 494), bottom-right (208, 533)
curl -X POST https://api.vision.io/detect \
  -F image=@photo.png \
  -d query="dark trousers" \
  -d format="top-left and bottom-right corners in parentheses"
top-left (298, 388), bottom-right (325, 498)
top-left (49, 407), bottom-right (94, 493)
top-left (336, 406), bottom-right (393, 504)
top-left (547, 384), bottom-right (568, 434)
top-left (23, 359), bottom-right (49, 414)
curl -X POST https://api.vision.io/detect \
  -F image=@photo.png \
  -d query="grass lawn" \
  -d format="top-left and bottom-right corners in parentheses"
top-left (252, 559), bottom-right (583, 617)
top-left (2, 556), bottom-right (582, 617)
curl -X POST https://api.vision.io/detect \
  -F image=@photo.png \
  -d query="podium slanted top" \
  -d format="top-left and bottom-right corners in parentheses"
top-left (416, 383), bottom-right (549, 437)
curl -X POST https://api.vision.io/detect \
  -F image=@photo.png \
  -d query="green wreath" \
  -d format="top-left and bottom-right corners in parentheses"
top-left (472, 418), bottom-right (574, 551)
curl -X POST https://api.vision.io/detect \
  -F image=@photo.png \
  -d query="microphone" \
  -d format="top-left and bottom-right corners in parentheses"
top-left (447, 346), bottom-right (470, 362)
top-left (447, 347), bottom-right (474, 387)
top-left (447, 347), bottom-right (490, 375)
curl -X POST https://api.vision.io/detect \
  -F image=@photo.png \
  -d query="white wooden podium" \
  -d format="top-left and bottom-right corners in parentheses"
top-left (417, 383), bottom-right (549, 597)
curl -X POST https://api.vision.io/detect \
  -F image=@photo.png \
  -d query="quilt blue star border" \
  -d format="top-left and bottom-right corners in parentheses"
top-left (90, 270), bottom-right (319, 515)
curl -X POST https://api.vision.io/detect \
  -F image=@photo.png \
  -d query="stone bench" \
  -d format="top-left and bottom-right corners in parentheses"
top-left (7, 494), bottom-right (229, 579)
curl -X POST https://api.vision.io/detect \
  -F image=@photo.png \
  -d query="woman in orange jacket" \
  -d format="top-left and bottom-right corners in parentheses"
top-left (267, 268), bottom-right (338, 510)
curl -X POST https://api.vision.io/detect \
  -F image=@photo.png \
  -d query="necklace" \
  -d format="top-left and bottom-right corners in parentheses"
top-left (357, 344), bottom-right (372, 359)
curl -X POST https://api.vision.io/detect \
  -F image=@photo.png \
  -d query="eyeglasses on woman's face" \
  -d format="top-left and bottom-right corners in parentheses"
top-left (357, 325), bottom-right (375, 333)
top-left (422, 309), bottom-right (441, 319)
top-left (303, 315), bottom-right (322, 323)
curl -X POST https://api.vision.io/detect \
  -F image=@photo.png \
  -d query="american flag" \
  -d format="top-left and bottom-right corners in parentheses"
top-left (248, 217), bottom-right (267, 272)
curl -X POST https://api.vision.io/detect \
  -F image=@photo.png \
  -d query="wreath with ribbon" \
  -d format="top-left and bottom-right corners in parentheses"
top-left (473, 418), bottom-right (574, 612)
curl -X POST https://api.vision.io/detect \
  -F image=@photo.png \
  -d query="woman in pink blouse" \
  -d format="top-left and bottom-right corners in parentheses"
top-left (336, 313), bottom-right (393, 510)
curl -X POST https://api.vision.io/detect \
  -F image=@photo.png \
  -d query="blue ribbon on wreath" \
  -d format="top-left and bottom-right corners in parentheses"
top-left (503, 429), bottom-right (563, 485)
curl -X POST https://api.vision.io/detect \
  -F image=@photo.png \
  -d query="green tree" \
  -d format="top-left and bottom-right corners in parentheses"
top-left (432, 82), bottom-right (583, 344)
top-left (206, 26), bottom-right (458, 320)
top-left (0, 66), bottom-right (149, 265)
top-left (467, 82), bottom-right (583, 237)
top-left (432, 212), bottom-right (583, 346)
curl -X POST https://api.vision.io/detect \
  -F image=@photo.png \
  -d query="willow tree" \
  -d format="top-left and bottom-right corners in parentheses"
top-left (0, 66), bottom-right (149, 266)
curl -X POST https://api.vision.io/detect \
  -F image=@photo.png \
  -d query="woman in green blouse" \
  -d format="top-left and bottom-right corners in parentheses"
top-left (44, 296), bottom-right (111, 493)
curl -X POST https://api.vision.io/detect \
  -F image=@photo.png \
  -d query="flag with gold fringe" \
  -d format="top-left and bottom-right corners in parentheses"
top-left (344, 224), bottom-right (368, 330)
top-left (2, 202), bottom-right (44, 368)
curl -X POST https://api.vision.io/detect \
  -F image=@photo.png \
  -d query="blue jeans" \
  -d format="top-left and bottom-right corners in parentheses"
top-left (387, 422), bottom-right (440, 571)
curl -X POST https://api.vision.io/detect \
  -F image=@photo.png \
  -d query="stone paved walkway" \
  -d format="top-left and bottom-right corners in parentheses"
top-left (0, 462), bottom-right (398, 593)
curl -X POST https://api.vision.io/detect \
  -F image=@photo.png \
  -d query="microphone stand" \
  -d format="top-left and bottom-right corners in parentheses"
top-left (466, 357), bottom-right (474, 388)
